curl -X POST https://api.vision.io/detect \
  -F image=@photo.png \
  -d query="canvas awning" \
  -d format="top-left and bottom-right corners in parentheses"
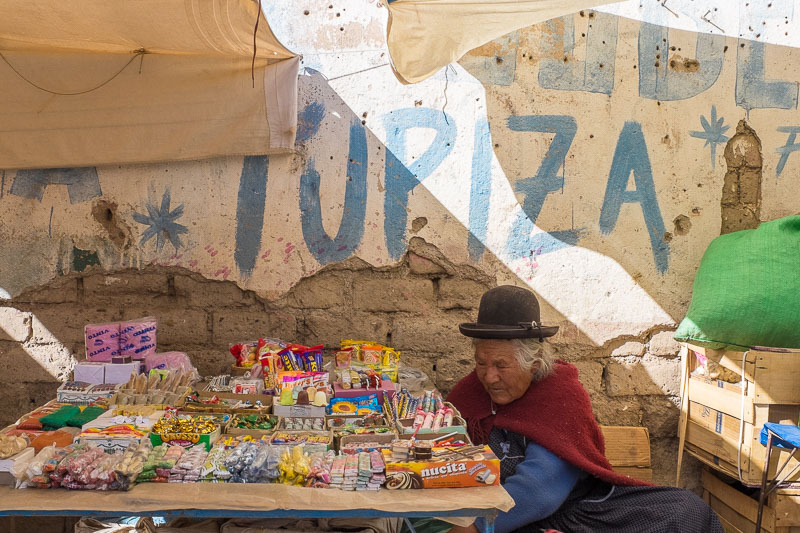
top-left (385, 0), bottom-right (622, 84)
top-left (0, 0), bottom-right (299, 170)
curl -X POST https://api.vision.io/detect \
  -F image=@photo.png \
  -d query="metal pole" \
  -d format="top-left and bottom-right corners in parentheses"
top-left (755, 432), bottom-right (774, 533)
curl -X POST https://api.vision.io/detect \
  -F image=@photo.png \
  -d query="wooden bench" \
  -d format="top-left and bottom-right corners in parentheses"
top-left (601, 425), bottom-right (653, 483)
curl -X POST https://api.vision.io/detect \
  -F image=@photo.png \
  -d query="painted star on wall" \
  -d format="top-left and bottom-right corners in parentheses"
top-left (132, 188), bottom-right (188, 252)
top-left (689, 105), bottom-right (730, 169)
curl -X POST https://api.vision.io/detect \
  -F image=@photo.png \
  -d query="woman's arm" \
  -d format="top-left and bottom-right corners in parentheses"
top-left (471, 441), bottom-right (582, 533)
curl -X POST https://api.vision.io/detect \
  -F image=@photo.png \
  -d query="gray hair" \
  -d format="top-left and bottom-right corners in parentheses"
top-left (473, 338), bottom-right (555, 382)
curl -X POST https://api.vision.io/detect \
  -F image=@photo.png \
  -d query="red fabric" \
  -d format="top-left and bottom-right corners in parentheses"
top-left (447, 360), bottom-right (652, 487)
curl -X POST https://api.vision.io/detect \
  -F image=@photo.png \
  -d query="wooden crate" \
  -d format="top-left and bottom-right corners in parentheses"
top-left (702, 467), bottom-right (800, 533)
top-left (600, 425), bottom-right (652, 483)
top-left (680, 343), bottom-right (800, 486)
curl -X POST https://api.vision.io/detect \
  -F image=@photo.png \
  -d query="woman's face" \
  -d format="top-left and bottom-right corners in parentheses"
top-left (474, 339), bottom-right (538, 405)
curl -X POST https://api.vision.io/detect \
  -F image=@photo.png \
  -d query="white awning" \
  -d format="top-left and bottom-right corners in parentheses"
top-left (386, 0), bottom-right (622, 84)
top-left (0, 0), bottom-right (299, 169)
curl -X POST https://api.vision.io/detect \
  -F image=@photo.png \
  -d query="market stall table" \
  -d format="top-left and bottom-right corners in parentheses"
top-left (0, 483), bottom-right (513, 532)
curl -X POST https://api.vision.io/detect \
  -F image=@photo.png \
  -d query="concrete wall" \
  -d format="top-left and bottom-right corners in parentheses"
top-left (1, 1), bottom-right (800, 487)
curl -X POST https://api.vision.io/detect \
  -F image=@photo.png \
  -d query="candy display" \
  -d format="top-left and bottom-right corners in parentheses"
top-left (4, 329), bottom-right (495, 498)
top-left (271, 430), bottom-right (331, 448)
top-left (275, 371), bottom-right (330, 395)
top-left (115, 369), bottom-right (192, 407)
top-left (337, 340), bottom-right (400, 382)
top-left (226, 414), bottom-right (280, 437)
top-left (284, 417), bottom-right (325, 431)
top-left (169, 445), bottom-right (208, 483)
top-left (56, 382), bottom-right (119, 405)
top-left (150, 414), bottom-right (222, 450)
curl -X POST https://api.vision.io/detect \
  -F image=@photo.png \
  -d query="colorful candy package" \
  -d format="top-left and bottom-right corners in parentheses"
top-left (328, 394), bottom-right (381, 415)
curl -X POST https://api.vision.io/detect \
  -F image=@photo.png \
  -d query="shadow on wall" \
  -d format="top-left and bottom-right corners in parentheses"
top-left (1, 237), bottom-right (698, 488)
top-left (458, 14), bottom-right (782, 325)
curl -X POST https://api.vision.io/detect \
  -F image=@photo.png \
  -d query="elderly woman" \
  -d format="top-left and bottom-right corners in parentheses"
top-left (447, 285), bottom-right (722, 533)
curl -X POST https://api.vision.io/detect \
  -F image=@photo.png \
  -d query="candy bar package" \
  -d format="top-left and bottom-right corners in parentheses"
top-left (382, 445), bottom-right (500, 489)
top-left (119, 317), bottom-right (157, 359)
top-left (85, 323), bottom-right (121, 362)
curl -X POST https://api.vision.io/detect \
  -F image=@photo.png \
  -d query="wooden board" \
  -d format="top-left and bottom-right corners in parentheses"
top-left (611, 466), bottom-right (653, 483)
top-left (688, 377), bottom-right (753, 423)
top-left (708, 494), bottom-right (768, 533)
top-left (752, 349), bottom-right (800, 404)
top-left (702, 468), bottom-right (775, 529)
top-left (686, 421), bottom-right (748, 471)
top-left (689, 401), bottom-right (744, 448)
top-left (686, 443), bottom-right (744, 482)
top-left (600, 426), bottom-right (650, 468)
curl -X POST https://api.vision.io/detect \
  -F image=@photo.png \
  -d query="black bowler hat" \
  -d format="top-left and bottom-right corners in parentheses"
top-left (459, 285), bottom-right (559, 340)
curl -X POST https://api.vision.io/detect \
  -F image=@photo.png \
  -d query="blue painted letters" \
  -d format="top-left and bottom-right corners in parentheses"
top-left (382, 108), bottom-right (456, 260)
top-left (300, 119), bottom-right (368, 264)
top-left (736, 40), bottom-right (798, 111)
top-left (503, 115), bottom-right (582, 259)
top-left (776, 126), bottom-right (800, 177)
top-left (468, 119), bottom-right (492, 262)
top-left (599, 121), bottom-right (669, 273)
top-left (234, 156), bottom-right (269, 276)
top-left (638, 22), bottom-right (724, 101)
top-left (10, 168), bottom-right (101, 204)
top-left (539, 13), bottom-right (618, 95)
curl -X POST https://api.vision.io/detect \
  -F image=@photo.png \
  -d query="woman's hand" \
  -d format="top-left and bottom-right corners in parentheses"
top-left (448, 524), bottom-right (480, 533)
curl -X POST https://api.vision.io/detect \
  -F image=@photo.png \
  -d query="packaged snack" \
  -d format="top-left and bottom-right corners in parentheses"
top-left (0, 435), bottom-right (30, 458)
top-left (299, 345), bottom-right (323, 372)
top-left (328, 394), bottom-right (380, 416)
top-left (335, 348), bottom-right (354, 369)
top-left (119, 317), bottom-right (157, 359)
top-left (278, 445), bottom-right (310, 485)
top-left (230, 342), bottom-right (258, 368)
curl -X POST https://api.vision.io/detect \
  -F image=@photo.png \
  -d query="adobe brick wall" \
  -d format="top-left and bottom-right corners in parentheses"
top-left (0, 238), bottom-right (699, 488)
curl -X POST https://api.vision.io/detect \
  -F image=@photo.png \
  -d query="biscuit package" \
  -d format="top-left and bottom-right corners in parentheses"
top-left (382, 445), bottom-right (500, 489)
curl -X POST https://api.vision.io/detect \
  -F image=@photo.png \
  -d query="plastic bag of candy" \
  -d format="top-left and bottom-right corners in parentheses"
top-left (278, 445), bottom-right (310, 486)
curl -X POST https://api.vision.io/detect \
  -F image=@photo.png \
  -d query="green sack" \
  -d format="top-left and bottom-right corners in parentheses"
top-left (66, 405), bottom-right (106, 428)
top-left (674, 215), bottom-right (800, 351)
top-left (39, 405), bottom-right (80, 431)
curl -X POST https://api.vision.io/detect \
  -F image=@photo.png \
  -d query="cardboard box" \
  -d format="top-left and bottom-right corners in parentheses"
top-left (197, 382), bottom-right (275, 407)
top-left (701, 467), bottom-right (800, 533)
top-left (104, 362), bottom-right (141, 384)
top-left (57, 382), bottom-right (119, 406)
top-left (333, 381), bottom-right (396, 405)
top-left (150, 425), bottom-right (221, 451)
top-left (73, 362), bottom-right (106, 385)
top-left (272, 396), bottom-right (326, 418)
top-left (270, 429), bottom-right (332, 454)
top-left (76, 434), bottom-right (143, 453)
top-left (337, 431), bottom-right (397, 453)
top-left (681, 343), bottom-right (800, 486)
top-left (225, 414), bottom-right (282, 437)
top-left (382, 445), bottom-right (500, 489)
